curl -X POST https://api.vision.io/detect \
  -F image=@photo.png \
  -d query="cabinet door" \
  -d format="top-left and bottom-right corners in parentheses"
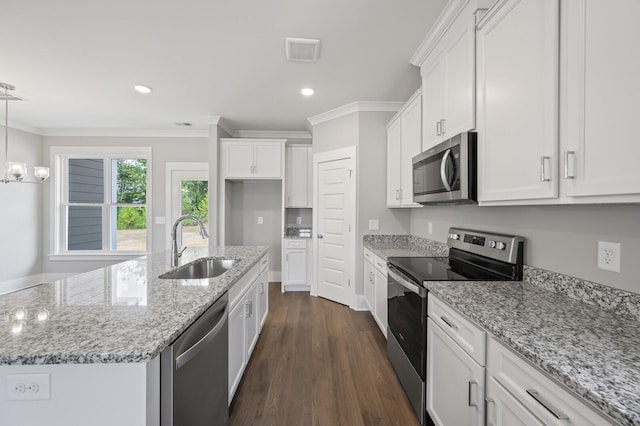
top-left (363, 259), bottom-right (374, 312)
top-left (442, 5), bottom-right (476, 139)
top-left (477, 0), bottom-right (560, 202)
top-left (373, 269), bottom-right (387, 338)
top-left (245, 281), bottom-right (259, 358)
top-left (228, 300), bottom-right (247, 404)
top-left (386, 118), bottom-right (402, 207)
top-left (422, 56), bottom-right (445, 151)
top-left (254, 142), bottom-right (283, 178)
top-left (256, 268), bottom-right (269, 329)
top-left (486, 377), bottom-right (544, 426)
top-left (564, 0), bottom-right (640, 197)
top-left (286, 146), bottom-right (311, 207)
top-left (426, 318), bottom-right (485, 426)
top-left (400, 94), bottom-right (423, 206)
top-left (224, 141), bottom-right (254, 178)
top-left (284, 248), bottom-right (307, 285)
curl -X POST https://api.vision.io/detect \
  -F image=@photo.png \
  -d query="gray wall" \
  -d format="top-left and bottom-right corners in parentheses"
top-left (409, 204), bottom-right (640, 294)
top-left (312, 110), bottom-right (411, 296)
top-left (42, 135), bottom-right (208, 275)
top-left (226, 181), bottom-right (283, 272)
top-left (0, 127), bottom-right (44, 282)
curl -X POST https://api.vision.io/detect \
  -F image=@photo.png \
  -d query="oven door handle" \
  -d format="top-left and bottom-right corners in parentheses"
top-left (388, 267), bottom-right (426, 297)
top-left (440, 148), bottom-right (452, 191)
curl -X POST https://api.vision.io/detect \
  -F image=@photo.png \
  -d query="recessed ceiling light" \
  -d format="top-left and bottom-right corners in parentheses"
top-left (301, 88), bottom-right (315, 96)
top-left (134, 85), bottom-right (152, 94)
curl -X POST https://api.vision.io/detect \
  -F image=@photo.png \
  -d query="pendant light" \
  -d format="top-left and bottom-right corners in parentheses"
top-left (1, 82), bottom-right (49, 184)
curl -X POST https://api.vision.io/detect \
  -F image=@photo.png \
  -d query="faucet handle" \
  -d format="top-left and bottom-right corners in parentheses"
top-left (178, 246), bottom-right (188, 258)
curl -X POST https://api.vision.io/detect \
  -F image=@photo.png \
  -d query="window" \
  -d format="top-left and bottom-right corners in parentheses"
top-left (51, 147), bottom-right (152, 258)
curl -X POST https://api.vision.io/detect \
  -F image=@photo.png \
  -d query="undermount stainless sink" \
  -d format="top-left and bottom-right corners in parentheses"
top-left (159, 258), bottom-right (239, 280)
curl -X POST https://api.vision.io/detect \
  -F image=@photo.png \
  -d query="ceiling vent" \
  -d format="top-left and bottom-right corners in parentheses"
top-left (174, 122), bottom-right (192, 127)
top-left (285, 38), bottom-right (320, 62)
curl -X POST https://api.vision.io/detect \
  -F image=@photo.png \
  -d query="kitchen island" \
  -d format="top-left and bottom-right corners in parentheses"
top-left (0, 245), bottom-right (268, 426)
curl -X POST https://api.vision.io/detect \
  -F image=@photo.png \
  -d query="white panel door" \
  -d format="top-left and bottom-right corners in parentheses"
top-left (228, 300), bottom-right (246, 404)
top-left (427, 318), bottom-right (485, 426)
top-left (564, 0), bottom-right (640, 197)
top-left (316, 158), bottom-right (353, 306)
top-left (422, 57), bottom-right (444, 151)
top-left (363, 259), bottom-right (374, 312)
top-left (477, 0), bottom-right (560, 202)
top-left (286, 146), bottom-right (311, 207)
top-left (400, 94), bottom-right (422, 206)
top-left (256, 267), bottom-right (268, 329)
top-left (386, 118), bottom-right (402, 207)
top-left (284, 248), bottom-right (307, 286)
top-left (224, 142), bottom-right (254, 178)
top-left (245, 281), bottom-right (259, 358)
top-left (373, 268), bottom-right (387, 338)
top-left (253, 142), bottom-right (282, 178)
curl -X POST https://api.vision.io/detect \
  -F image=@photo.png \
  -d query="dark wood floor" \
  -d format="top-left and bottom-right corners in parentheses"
top-left (230, 283), bottom-right (419, 426)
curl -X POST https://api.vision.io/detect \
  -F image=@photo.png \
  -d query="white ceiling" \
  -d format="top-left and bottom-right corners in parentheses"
top-left (1, 0), bottom-right (447, 133)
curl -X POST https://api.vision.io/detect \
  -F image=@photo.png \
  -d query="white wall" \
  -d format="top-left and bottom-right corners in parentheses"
top-left (42, 136), bottom-right (208, 275)
top-left (409, 204), bottom-right (640, 294)
top-left (225, 181), bottom-right (283, 273)
top-left (0, 127), bottom-right (44, 282)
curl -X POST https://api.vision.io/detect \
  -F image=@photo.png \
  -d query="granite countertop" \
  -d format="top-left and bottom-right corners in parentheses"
top-left (0, 245), bottom-right (268, 365)
top-left (363, 234), bottom-right (639, 425)
top-left (427, 281), bottom-right (640, 425)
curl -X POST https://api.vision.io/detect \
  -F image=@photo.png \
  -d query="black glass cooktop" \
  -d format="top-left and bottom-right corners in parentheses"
top-left (388, 256), bottom-right (510, 284)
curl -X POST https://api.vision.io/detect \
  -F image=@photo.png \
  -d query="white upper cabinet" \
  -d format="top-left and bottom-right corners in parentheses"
top-left (286, 145), bottom-right (312, 207)
top-left (418, 0), bottom-right (487, 151)
top-left (563, 0), bottom-right (640, 198)
top-left (476, 0), bottom-right (560, 202)
top-left (222, 139), bottom-right (284, 179)
top-left (386, 89), bottom-right (422, 208)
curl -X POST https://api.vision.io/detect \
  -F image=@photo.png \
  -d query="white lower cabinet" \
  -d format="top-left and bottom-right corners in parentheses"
top-left (363, 257), bottom-right (374, 311)
top-left (373, 266), bottom-right (387, 338)
top-left (486, 336), bottom-right (611, 426)
top-left (363, 248), bottom-right (387, 338)
top-left (426, 317), bottom-right (485, 426)
top-left (228, 254), bottom-right (268, 404)
top-left (283, 239), bottom-right (311, 291)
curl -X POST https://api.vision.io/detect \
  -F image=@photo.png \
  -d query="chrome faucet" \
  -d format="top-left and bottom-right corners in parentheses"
top-left (171, 215), bottom-right (209, 267)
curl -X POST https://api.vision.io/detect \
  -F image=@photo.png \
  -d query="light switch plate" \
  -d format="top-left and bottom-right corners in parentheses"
top-left (257, 216), bottom-right (263, 225)
top-left (368, 219), bottom-right (379, 231)
top-left (7, 373), bottom-right (51, 400)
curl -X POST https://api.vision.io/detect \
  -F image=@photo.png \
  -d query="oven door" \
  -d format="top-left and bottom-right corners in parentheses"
top-left (387, 264), bottom-right (427, 379)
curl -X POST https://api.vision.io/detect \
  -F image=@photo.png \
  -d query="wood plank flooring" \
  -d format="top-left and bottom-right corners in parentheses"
top-left (230, 283), bottom-right (419, 426)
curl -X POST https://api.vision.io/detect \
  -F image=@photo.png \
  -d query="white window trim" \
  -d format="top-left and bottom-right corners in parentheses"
top-left (49, 146), bottom-right (153, 260)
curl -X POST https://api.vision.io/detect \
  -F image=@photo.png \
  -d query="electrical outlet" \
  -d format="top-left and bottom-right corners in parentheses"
top-left (428, 222), bottom-right (433, 235)
top-left (598, 241), bottom-right (621, 273)
top-left (257, 216), bottom-right (263, 225)
top-left (368, 219), bottom-right (379, 231)
top-left (296, 216), bottom-right (302, 225)
top-left (7, 373), bottom-right (50, 400)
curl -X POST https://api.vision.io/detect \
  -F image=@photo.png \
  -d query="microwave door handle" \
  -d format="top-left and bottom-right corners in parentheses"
top-left (440, 148), bottom-right (452, 191)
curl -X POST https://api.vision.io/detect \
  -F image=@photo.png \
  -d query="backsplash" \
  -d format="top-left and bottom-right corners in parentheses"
top-left (524, 266), bottom-right (640, 320)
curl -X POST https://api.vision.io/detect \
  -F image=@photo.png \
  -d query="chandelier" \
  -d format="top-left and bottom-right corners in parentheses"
top-left (1, 82), bottom-right (49, 184)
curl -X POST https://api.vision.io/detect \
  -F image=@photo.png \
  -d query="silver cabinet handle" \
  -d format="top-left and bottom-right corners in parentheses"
top-left (436, 120), bottom-right (442, 136)
top-left (540, 156), bottom-right (551, 182)
top-left (440, 148), bottom-right (453, 191)
top-left (440, 315), bottom-right (458, 330)
top-left (317, 234), bottom-right (323, 239)
top-left (395, 189), bottom-right (400, 200)
top-left (245, 301), bottom-right (251, 318)
top-left (286, 253), bottom-right (289, 262)
top-left (564, 151), bottom-right (576, 179)
top-left (440, 118), bottom-right (446, 135)
top-left (486, 398), bottom-right (496, 426)
top-left (399, 188), bottom-right (402, 199)
top-left (468, 380), bottom-right (479, 407)
top-left (526, 389), bottom-right (570, 420)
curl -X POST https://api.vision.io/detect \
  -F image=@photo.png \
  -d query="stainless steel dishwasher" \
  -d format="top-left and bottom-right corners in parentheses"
top-left (161, 292), bottom-right (229, 426)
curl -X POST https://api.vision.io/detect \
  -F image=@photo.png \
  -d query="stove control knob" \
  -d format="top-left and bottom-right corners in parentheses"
top-left (496, 241), bottom-right (506, 250)
top-left (450, 233), bottom-right (460, 240)
top-left (489, 240), bottom-right (496, 248)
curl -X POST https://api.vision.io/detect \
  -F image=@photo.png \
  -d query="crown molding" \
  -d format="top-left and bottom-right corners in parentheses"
top-left (39, 128), bottom-right (210, 138)
top-left (307, 101), bottom-right (404, 127)
top-left (210, 115), bottom-right (235, 137)
top-left (2, 121), bottom-right (43, 136)
top-left (232, 130), bottom-right (311, 140)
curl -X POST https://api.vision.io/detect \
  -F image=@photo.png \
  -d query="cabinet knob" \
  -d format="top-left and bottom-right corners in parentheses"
top-left (317, 234), bottom-right (324, 239)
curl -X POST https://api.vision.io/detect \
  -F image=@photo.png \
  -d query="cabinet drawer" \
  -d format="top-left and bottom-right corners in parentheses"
top-left (428, 295), bottom-right (486, 366)
top-left (374, 255), bottom-right (387, 274)
top-left (364, 248), bottom-right (375, 263)
top-left (487, 336), bottom-right (611, 425)
top-left (285, 239), bottom-right (307, 249)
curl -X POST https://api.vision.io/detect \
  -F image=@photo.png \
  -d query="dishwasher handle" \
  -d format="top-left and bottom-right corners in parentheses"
top-left (175, 301), bottom-right (228, 371)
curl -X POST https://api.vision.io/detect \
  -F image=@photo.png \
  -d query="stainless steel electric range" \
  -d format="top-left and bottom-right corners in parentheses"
top-left (386, 228), bottom-right (524, 425)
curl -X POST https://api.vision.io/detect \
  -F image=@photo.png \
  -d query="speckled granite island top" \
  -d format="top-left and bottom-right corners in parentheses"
top-left (427, 280), bottom-right (640, 426)
top-left (0, 245), bottom-right (268, 365)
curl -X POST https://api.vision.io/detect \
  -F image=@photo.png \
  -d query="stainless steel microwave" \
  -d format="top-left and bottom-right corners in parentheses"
top-left (412, 132), bottom-right (477, 205)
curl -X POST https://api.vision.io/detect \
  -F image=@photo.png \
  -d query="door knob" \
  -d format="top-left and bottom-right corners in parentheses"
top-left (317, 234), bottom-right (324, 239)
